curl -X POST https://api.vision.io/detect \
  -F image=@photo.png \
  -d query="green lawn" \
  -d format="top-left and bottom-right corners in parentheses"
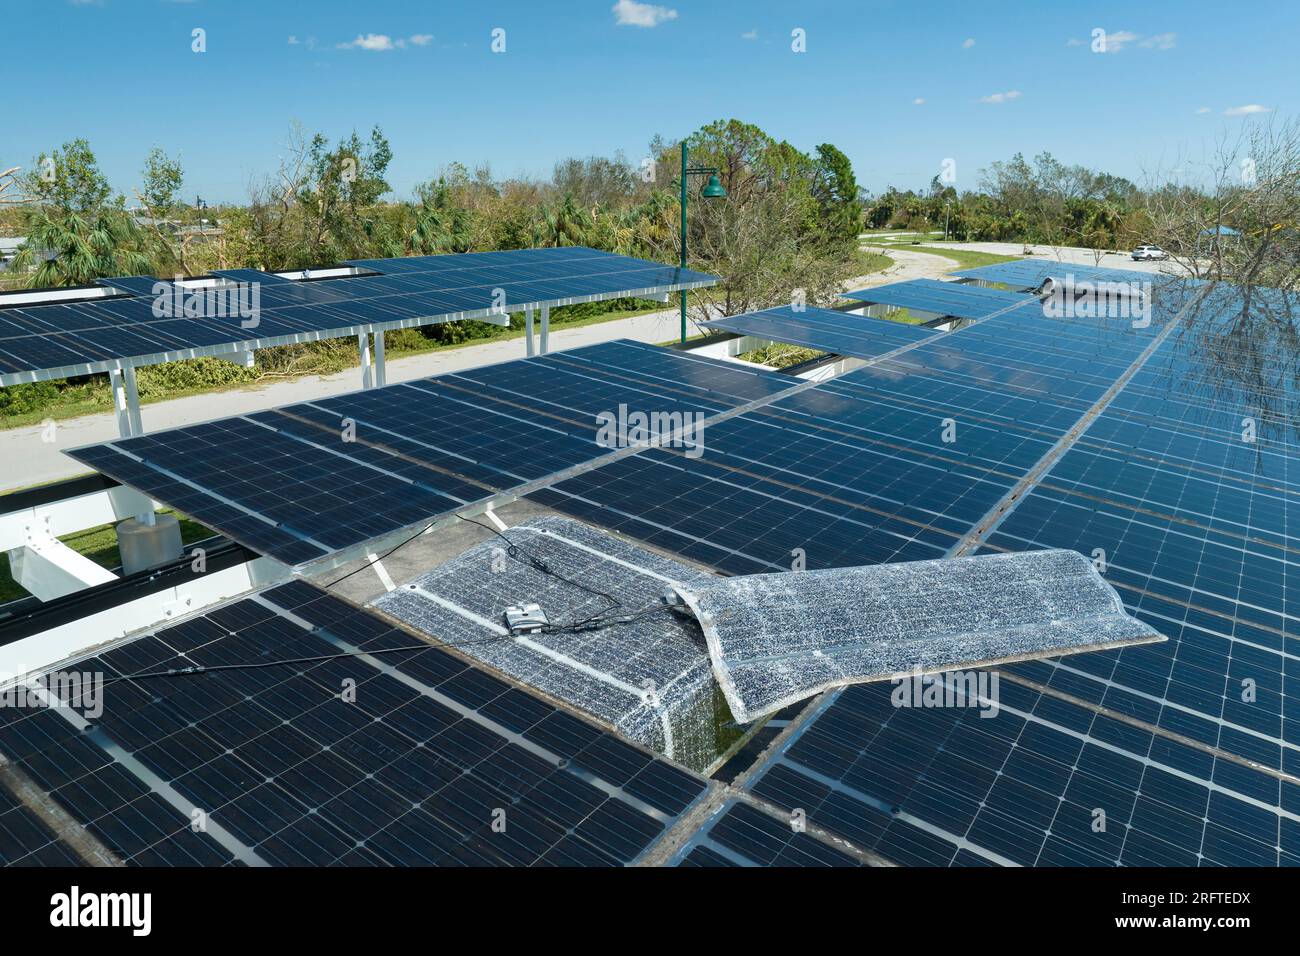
top-left (908, 245), bottom-right (1023, 270)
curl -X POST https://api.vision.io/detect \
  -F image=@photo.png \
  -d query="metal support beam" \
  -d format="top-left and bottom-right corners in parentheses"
top-left (373, 330), bottom-right (386, 387)
top-left (359, 332), bottom-right (373, 389)
top-left (109, 370), bottom-right (130, 438)
top-left (122, 363), bottom-right (143, 436)
top-left (7, 526), bottom-right (117, 601)
top-left (524, 306), bottom-right (535, 357)
top-left (540, 304), bottom-right (550, 355)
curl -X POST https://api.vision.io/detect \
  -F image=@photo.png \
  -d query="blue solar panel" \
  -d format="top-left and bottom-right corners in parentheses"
top-left (65, 340), bottom-right (795, 568)
top-left (532, 306), bottom-right (1168, 574)
top-left (839, 278), bottom-right (1036, 319)
top-left (0, 581), bottom-right (707, 866)
top-left (0, 248), bottom-right (718, 381)
top-left (950, 260), bottom-right (1176, 290)
top-left (701, 305), bottom-right (938, 359)
top-left (673, 799), bottom-right (861, 866)
top-left (742, 680), bottom-right (1298, 867)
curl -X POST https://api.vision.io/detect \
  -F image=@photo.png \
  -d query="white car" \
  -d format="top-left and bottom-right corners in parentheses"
top-left (1131, 244), bottom-right (1168, 261)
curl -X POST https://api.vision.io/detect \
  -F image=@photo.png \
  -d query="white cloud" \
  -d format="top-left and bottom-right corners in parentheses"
top-left (1101, 30), bottom-right (1139, 53)
top-left (1224, 104), bottom-right (1273, 116)
top-left (1139, 32), bottom-right (1177, 50)
top-left (913, 97), bottom-right (926, 105)
top-left (613, 0), bottom-right (678, 28)
top-left (287, 35), bottom-right (300, 45)
top-left (339, 33), bottom-right (396, 51)
top-left (979, 89), bottom-right (1021, 104)
top-left (1069, 29), bottom-right (1174, 53)
top-left (337, 33), bottom-right (433, 51)
top-left (1195, 106), bottom-right (1212, 114)
top-left (962, 38), bottom-right (975, 49)
top-left (741, 29), bottom-right (757, 40)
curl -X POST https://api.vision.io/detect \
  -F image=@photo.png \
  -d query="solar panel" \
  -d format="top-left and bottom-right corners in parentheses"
top-left (950, 260), bottom-right (1175, 291)
top-left (739, 679), bottom-right (1297, 866)
top-left (0, 785), bottom-right (85, 866)
top-left (65, 340), bottom-right (796, 568)
top-left (839, 278), bottom-right (1036, 319)
top-left (532, 305), bottom-right (1169, 574)
top-left (978, 324), bottom-right (1300, 773)
top-left (0, 248), bottom-right (719, 384)
top-left (673, 799), bottom-right (861, 866)
top-left (0, 581), bottom-right (708, 867)
top-left (701, 304), bottom-right (939, 359)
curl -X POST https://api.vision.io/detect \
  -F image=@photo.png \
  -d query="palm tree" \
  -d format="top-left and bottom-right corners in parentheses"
top-left (12, 207), bottom-right (155, 287)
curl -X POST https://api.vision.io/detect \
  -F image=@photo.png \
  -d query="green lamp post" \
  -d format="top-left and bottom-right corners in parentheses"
top-left (679, 141), bottom-right (727, 343)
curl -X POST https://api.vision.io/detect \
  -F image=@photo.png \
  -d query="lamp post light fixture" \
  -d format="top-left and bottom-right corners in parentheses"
top-left (679, 141), bottom-right (727, 344)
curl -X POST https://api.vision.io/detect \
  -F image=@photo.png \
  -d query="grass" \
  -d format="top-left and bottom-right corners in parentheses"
top-left (0, 509), bottom-right (214, 604)
top-left (736, 342), bottom-right (826, 368)
top-left (907, 245), bottom-right (1023, 270)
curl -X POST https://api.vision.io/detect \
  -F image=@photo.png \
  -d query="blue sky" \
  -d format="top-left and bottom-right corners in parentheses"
top-left (3, 0), bottom-right (1297, 204)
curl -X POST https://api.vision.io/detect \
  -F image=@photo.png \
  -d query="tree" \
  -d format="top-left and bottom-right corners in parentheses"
top-left (21, 139), bottom-right (112, 214)
top-left (812, 143), bottom-right (863, 240)
top-left (10, 207), bottom-right (153, 287)
top-left (140, 147), bottom-right (184, 216)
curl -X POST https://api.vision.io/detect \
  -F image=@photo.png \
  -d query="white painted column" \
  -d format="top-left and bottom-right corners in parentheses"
top-left (110, 370), bottom-right (131, 438)
top-left (373, 330), bottom-right (386, 387)
top-left (359, 332), bottom-right (373, 389)
top-left (524, 306), bottom-right (535, 357)
top-left (122, 363), bottom-right (144, 436)
top-left (540, 303), bottom-right (550, 354)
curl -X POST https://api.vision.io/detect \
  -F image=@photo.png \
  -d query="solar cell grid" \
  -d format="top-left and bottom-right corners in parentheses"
top-left (65, 340), bottom-right (794, 568)
top-left (743, 681), bottom-right (1298, 867)
top-left (840, 277), bottom-right (1037, 319)
top-left (0, 248), bottom-right (718, 383)
top-left (533, 306), bottom-right (1173, 574)
top-left (701, 304), bottom-right (939, 360)
top-left (0, 583), bottom-right (707, 867)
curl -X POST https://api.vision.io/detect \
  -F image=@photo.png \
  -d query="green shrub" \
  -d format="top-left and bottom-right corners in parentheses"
top-left (0, 381), bottom-right (59, 416)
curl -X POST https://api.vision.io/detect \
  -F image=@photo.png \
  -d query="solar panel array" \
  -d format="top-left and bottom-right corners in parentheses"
top-left (533, 303), bottom-right (1168, 573)
top-left (950, 260), bottom-right (1172, 290)
top-left (67, 340), bottom-right (794, 567)
top-left (701, 304), bottom-right (939, 359)
top-left (53, 263), bottom-right (1300, 866)
top-left (740, 680), bottom-right (1298, 866)
top-left (0, 580), bottom-right (708, 867)
top-left (839, 278), bottom-right (1037, 319)
top-left (673, 799), bottom-right (861, 866)
top-left (0, 247), bottom-right (718, 385)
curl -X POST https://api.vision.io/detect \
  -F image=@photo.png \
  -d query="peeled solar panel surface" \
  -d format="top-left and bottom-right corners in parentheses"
top-left (700, 305), bottom-right (938, 359)
top-left (0, 247), bottom-right (717, 382)
top-left (742, 680), bottom-right (1298, 866)
top-left (839, 278), bottom-right (1036, 319)
top-left (0, 581), bottom-right (707, 866)
top-left (65, 340), bottom-right (795, 567)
